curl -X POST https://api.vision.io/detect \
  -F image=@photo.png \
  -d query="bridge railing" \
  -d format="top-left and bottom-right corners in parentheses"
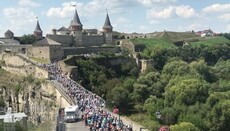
top-left (52, 80), bottom-right (77, 105)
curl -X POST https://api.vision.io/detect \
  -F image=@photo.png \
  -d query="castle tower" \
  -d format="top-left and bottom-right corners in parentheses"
top-left (34, 19), bottom-right (43, 40)
top-left (70, 9), bottom-right (83, 45)
top-left (5, 30), bottom-right (14, 39)
top-left (102, 11), bottom-right (113, 44)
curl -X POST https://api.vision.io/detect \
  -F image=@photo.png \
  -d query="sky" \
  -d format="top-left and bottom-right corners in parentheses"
top-left (0, 0), bottom-right (230, 36)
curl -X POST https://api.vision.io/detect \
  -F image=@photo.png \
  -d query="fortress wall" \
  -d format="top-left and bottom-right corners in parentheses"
top-left (124, 34), bottom-right (149, 39)
top-left (140, 59), bottom-right (154, 72)
top-left (62, 55), bottom-right (83, 66)
top-left (47, 34), bottom-right (73, 47)
top-left (32, 46), bottom-right (50, 60)
top-left (120, 40), bottom-right (135, 52)
top-left (0, 45), bottom-right (32, 54)
top-left (2, 53), bottom-right (32, 66)
top-left (82, 35), bottom-right (104, 46)
top-left (49, 45), bottom-right (64, 61)
top-left (109, 57), bottom-right (133, 65)
top-left (2, 53), bottom-right (50, 79)
top-left (62, 46), bottom-right (120, 57)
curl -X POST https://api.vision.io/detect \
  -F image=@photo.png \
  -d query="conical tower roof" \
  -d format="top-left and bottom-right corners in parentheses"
top-left (34, 20), bottom-right (42, 32)
top-left (103, 12), bottom-right (113, 29)
top-left (70, 9), bottom-right (83, 26)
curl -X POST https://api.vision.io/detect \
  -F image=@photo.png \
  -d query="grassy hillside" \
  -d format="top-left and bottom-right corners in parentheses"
top-left (131, 37), bottom-right (175, 49)
top-left (131, 31), bottom-right (200, 49)
top-left (130, 32), bottom-right (230, 49)
top-left (190, 36), bottom-right (230, 47)
top-left (160, 31), bottom-right (199, 42)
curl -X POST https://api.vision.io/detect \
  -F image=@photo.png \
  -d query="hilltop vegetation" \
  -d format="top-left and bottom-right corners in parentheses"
top-left (191, 36), bottom-right (230, 47)
top-left (130, 31), bottom-right (230, 50)
top-left (72, 43), bottom-right (230, 131)
top-left (131, 37), bottom-right (175, 49)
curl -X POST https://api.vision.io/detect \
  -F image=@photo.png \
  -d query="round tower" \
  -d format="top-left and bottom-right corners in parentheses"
top-left (70, 9), bottom-right (83, 45)
top-left (34, 19), bottom-right (43, 40)
top-left (102, 11), bottom-right (113, 44)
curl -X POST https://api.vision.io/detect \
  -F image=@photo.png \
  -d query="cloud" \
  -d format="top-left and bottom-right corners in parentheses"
top-left (227, 24), bottom-right (230, 31)
top-left (46, 2), bottom-right (79, 18)
top-left (3, 7), bottom-right (37, 35)
top-left (147, 5), bottom-right (197, 20)
top-left (202, 3), bottom-right (230, 13)
top-left (138, 0), bottom-right (176, 6)
top-left (113, 17), bottom-right (129, 28)
top-left (147, 7), bottom-right (175, 19)
top-left (175, 5), bottom-right (197, 18)
top-left (114, 17), bottom-right (129, 24)
top-left (18, 0), bottom-right (40, 7)
top-left (4, 7), bottom-right (36, 21)
top-left (46, 0), bottom-right (137, 19)
top-left (218, 13), bottom-right (230, 21)
top-left (139, 25), bottom-right (148, 30)
top-left (186, 23), bottom-right (209, 31)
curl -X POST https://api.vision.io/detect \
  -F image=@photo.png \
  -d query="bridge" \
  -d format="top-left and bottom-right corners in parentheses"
top-left (8, 54), bottom-right (146, 131)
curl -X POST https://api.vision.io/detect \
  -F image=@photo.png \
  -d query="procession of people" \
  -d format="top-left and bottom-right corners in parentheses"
top-left (42, 62), bottom-right (133, 131)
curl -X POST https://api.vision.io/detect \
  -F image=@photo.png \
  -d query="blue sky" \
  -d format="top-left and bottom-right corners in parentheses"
top-left (0, 0), bottom-right (230, 36)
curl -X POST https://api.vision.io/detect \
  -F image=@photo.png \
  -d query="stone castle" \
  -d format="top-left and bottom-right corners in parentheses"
top-left (0, 9), bottom-right (119, 62)
top-left (37, 9), bottom-right (114, 47)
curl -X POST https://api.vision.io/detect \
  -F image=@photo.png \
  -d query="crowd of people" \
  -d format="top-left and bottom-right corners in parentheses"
top-left (41, 62), bottom-right (133, 131)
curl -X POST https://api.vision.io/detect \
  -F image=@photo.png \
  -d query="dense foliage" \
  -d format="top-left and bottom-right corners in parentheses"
top-left (73, 43), bottom-right (230, 130)
top-left (19, 34), bottom-right (36, 44)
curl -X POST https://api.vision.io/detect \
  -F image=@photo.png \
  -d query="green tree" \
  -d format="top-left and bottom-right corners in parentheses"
top-left (206, 99), bottom-right (230, 131)
top-left (170, 122), bottom-right (199, 131)
top-left (106, 86), bottom-right (129, 113)
top-left (189, 60), bottom-right (217, 83)
top-left (19, 34), bottom-right (36, 44)
top-left (144, 95), bottom-right (164, 120)
top-left (214, 60), bottom-right (230, 80)
top-left (162, 59), bottom-right (189, 79)
top-left (165, 78), bottom-right (210, 106)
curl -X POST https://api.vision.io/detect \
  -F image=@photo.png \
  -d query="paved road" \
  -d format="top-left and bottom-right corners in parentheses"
top-left (65, 120), bottom-right (89, 131)
top-left (65, 111), bottom-right (89, 131)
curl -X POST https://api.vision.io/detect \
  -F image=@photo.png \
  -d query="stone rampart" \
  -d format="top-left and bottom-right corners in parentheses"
top-left (47, 34), bottom-right (73, 47)
top-left (140, 59), bottom-right (154, 72)
top-left (62, 46), bottom-right (120, 57)
top-left (2, 54), bottom-right (31, 67)
top-left (120, 40), bottom-right (135, 52)
top-left (82, 35), bottom-right (104, 46)
top-left (0, 44), bottom-right (32, 54)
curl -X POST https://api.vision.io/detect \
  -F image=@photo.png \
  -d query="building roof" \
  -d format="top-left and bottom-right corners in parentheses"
top-left (34, 37), bottom-right (61, 46)
top-left (5, 30), bottom-right (13, 34)
top-left (70, 9), bottom-right (83, 27)
top-left (58, 26), bottom-right (70, 31)
top-left (0, 38), bottom-right (20, 45)
top-left (103, 13), bottom-right (113, 29)
top-left (34, 20), bottom-right (42, 32)
top-left (0, 113), bottom-right (27, 123)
